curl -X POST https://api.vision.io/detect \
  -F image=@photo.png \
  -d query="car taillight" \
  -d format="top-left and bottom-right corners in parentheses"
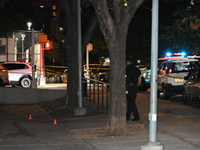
top-left (166, 64), bottom-right (173, 73)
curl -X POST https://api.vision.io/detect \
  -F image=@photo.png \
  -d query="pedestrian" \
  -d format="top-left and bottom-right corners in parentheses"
top-left (125, 57), bottom-right (142, 121)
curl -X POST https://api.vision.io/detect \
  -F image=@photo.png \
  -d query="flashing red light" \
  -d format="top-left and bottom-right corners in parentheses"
top-left (44, 40), bottom-right (53, 50)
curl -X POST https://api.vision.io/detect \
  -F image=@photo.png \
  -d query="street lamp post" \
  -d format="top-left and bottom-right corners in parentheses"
top-left (74, 0), bottom-right (87, 116)
top-left (14, 38), bottom-right (18, 61)
top-left (31, 28), bottom-right (37, 88)
top-left (141, 0), bottom-right (163, 149)
top-left (21, 34), bottom-right (25, 61)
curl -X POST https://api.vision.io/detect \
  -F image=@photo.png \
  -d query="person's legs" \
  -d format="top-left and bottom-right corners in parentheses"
top-left (132, 100), bottom-right (140, 120)
top-left (126, 95), bottom-right (132, 120)
top-left (131, 85), bottom-right (140, 120)
top-left (126, 86), bottom-right (135, 121)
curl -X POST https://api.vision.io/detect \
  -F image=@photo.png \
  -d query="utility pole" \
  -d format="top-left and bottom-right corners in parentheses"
top-left (31, 29), bottom-right (37, 88)
top-left (141, 0), bottom-right (163, 149)
top-left (74, 0), bottom-right (87, 116)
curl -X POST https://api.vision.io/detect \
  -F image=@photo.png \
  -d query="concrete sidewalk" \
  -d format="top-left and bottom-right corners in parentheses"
top-left (0, 109), bottom-right (199, 150)
top-left (1, 92), bottom-right (200, 150)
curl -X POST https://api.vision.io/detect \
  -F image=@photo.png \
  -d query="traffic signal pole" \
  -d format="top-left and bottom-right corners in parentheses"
top-left (141, 0), bottom-right (163, 149)
top-left (31, 29), bottom-right (37, 88)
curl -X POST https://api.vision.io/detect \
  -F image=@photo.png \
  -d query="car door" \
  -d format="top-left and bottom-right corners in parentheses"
top-left (157, 62), bottom-right (168, 91)
top-left (190, 69), bottom-right (200, 100)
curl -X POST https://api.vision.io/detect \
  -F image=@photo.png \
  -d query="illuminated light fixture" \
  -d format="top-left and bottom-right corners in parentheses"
top-left (59, 27), bottom-right (64, 31)
top-left (124, 1), bottom-right (128, 6)
top-left (21, 34), bottom-right (25, 40)
top-left (191, 0), bottom-right (194, 5)
top-left (40, 5), bottom-right (44, 8)
top-left (166, 52), bottom-right (172, 57)
top-left (124, 0), bottom-right (128, 6)
top-left (180, 52), bottom-right (186, 56)
top-left (27, 22), bottom-right (32, 30)
top-left (52, 5), bottom-right (56, 10)
top-left (53, 12), bottom-right (56, 17)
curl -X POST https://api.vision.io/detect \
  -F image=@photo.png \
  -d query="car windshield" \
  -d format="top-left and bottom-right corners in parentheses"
top-left (172, 61), bottom-right (200, 73)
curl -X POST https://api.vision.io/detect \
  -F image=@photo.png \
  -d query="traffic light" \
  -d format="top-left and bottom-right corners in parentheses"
top-left (87, 43), bottom-right (93, 52)
top-left (44, 40), bottom-right (52, 50)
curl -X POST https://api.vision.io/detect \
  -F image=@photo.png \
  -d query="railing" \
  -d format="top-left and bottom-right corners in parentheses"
top-left (83, 77), bottom-right (110, 111)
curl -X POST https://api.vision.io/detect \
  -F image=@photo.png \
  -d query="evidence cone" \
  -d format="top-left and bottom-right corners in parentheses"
top-left (53, 119), bottom-right (57, 124)
top-left (28, 114), bottom-right (32, 119)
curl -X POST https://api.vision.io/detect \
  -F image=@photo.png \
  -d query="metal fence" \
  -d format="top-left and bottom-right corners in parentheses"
top-left (83, 78), bottom-right (110, 111)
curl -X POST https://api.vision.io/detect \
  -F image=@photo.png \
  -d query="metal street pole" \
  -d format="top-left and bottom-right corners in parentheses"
top-left (31, 29), bottom-right (37, 88)
top-left (141, 0), bottom-right (163, 149)
top-left (21, 34), bottom-right (25, 60)
top-left (74, 0), bottom-right (87, 116)
top-left (86, 44), bottom-right (89, 78)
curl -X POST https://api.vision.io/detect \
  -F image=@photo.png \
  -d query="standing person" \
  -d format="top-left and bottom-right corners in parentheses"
top-left (126, 57), bottom-right (142, 121)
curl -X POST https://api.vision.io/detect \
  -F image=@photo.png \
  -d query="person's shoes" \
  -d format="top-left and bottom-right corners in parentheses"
top-left (131, 118), bottom-right (140, 121)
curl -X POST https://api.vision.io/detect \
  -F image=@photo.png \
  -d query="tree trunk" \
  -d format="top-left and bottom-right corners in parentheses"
top-left (89, 0), bottom-right (144, 135)
top-left (104, 27), bottom-right (127, 134)
top-left (105, 36), bottom-right (127, 135)
top-left (61, 0), bottom-right (98, 109)
top-left (64, 0), bottom-right (79, 108)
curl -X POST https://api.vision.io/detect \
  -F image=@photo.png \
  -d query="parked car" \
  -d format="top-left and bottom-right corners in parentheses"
top-left (46, 69), bottom-right (67, 83)
top-left (157, 59), bottom-right (199, 99)
top-left (90, 66), bottom-right (109, 81)
top-left (182, 67), bottom-right (200, 103)
top-left (99, 72), bottom-right (109, 83)
top-left (0, 62), bottom-right (10, 86)
top-left (2, 61), bottom-right (35, 88)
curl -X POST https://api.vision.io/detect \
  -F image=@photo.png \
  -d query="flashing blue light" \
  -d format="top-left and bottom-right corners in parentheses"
top-left (180, 52), bottom-right (186, 56)
top-left (165, 52), bottom-right (187, 57)
top-left (166, 52), bottom-right (172, 57)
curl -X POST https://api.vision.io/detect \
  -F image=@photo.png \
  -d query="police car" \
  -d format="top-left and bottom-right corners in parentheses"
top-left (157, 58), bottom-right (199, 99)
top-left (141, 52), bottom-right (188, 89)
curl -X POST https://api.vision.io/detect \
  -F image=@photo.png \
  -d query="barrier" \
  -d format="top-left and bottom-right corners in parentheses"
top-left (0, 87), bottom-right (66, 104)
top-left (83, 77), bottom-right (110, 110)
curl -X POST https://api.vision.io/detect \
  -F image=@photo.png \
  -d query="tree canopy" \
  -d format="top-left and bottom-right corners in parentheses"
top-left (160, 1), bottom-right (200, 55)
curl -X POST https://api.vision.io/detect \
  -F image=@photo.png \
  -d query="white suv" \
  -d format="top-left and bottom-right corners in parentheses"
top-left (3, 61), bottom-right (34, 88)
top-left (157, 59), bottom-right (200, 99)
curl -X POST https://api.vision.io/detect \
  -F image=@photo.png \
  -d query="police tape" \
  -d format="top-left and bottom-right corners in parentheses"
top-left (46, 65), bottom-right (68, 69)
top-left (6, 66), bottom-right (110, 77)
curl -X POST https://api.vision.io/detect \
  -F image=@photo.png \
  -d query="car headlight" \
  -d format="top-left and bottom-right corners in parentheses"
top-left (142, 73), bottom-right (147, 78)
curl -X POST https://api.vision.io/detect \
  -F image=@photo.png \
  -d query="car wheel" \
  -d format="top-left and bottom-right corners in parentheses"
top-left (20, 77), bottom-right (31, 88)
top-left (163, 88), bottom-right (171, 100)
top-left (182, 90), bottom-right (187, 104)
